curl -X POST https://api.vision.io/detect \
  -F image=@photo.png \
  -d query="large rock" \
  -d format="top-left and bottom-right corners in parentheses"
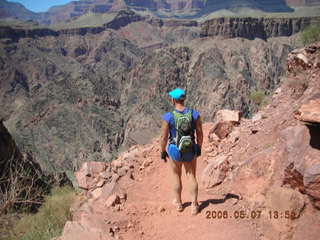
top-left (214, 109), bottom-right (241, 123)
top-left (304, 164), bottom-right (320, 209)
top-left (59, 221), bottom-right (110, 240)
top-left (296, 99), bottom-right (320, 124)
top-left (281, 125), bottom-right (320, 209)
top-left (201, 155), bottom-right (230, 188)
top-left (209, 121), bottom-right (235, 140)
top-left (265, 186), bottom-right (305, 219)
top-left (75, 162), bottom-right (107, 190)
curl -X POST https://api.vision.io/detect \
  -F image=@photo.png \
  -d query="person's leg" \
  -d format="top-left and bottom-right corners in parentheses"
top-left (169, 158), bottom-right (183, 206)
top-left (184, 157), bottom-right (199, 214)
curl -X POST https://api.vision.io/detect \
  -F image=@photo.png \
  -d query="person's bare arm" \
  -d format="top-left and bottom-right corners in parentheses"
top-left (195, 116), bottom-right (203, 148)
top-left (160, 120), bottom-right (169, 152)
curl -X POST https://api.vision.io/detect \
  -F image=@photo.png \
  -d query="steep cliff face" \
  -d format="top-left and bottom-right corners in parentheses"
top-left (1, 0), bottom-right (319, 24)
top-left (0, 18), bottom-right (292, 172)
top-left (201, 16), bottom-right (320, 40)
top-left (42, 0), bottom-right (127, 24)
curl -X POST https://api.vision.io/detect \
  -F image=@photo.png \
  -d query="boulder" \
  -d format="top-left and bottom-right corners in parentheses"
top-left (75, 162), bottom-right (107, 190)
top-left (99, 181), bottom-right (116, 200)
top-left (91, 187), bottom-right (103, 199)
top-left (201, 155), bottom-right (230, 188)
top-left (75, 172), bottom-right (93, 190)
top-left (281, 125), bottom-right (320, 209)
top-left (265, 186), bottom-right (305, 219)
top-left (60, 221), bottom-right (109, 240)
top-left (105, 194), bottom-right (120, 207)
top-left (209, 121), bottom-right (235, 139)
top-left (296, 99), bottom-right (320, 124)
top-left (214, 109), bottom-right (241, 123)
top-left (304, 163), bottom-right (320, 209)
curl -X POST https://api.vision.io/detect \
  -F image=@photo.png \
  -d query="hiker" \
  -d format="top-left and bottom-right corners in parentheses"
top-left (160, 88), bottom-right (203, 215)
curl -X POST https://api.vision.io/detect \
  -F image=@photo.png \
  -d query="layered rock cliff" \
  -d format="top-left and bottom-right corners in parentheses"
top-left (200, 16), bottom-right (320, 40)
top-left (1, 0), bottom-right (320, 24)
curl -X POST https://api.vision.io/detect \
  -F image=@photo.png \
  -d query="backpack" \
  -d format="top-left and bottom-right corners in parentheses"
top-left (172, 109), bottom-right (194, 153)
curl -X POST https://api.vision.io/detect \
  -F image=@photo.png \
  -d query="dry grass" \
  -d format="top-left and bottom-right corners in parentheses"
top-left (8, 186), bottom-right (75, 240)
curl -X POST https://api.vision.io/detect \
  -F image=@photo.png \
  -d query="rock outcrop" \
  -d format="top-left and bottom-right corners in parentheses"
top-left (200, 16), bottom-right (320, 40)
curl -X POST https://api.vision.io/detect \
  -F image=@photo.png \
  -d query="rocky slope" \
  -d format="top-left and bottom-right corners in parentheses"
top-left (1, 0), bottom-right (320, 24)
top-left (55, 42), bottom-right (320, 240)
top-left (0, 0), bottom-right (40, 21)
top-left (0, 12), bottom-right (296, 172)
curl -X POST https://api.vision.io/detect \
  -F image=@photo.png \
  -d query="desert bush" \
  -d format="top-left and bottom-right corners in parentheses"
top-left (300, 25), bottom-right (320, 45)
top-left (9, 186), bottom-right (75, 240)
top-left (0, 151), bottom-right (51, 215)
top-left (250, 90), bottom-right (267, 106)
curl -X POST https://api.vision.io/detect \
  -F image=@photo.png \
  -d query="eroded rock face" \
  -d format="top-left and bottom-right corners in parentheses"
top-left (0, 23), bottom-right (291, 172)
top-left (200, 17), bottom-right (320, 40)
top-left (201, 155), bottom-right (230, 188)
top-left (296, 99), bottom-right (320, 124)
top-left (2, 0), bottom-right (320, 24)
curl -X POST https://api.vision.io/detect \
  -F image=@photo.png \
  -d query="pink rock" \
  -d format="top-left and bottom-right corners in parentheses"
top-left (99, 171), bottom-right (112, 179)
top-left (201, 155), bottom-right (230, 188)
top-left (60, 221), bottom-right (109, 240)
top-left (215, 109), bottom-right (241, 123)
top-left (209, 121), bottom-right (235, 139)
top-left (75, 171), bottom-right (89, 190)
top-left (96, 179), bottom-right (105, 188)
top-left (111, 159), bottom-right (123, 169)
top-left (89, 161), bottom-right (107, 175)
top-left (76, 162), bottom-right (107, 190)
top-left (91, 188), bottom-right (103, 199)
top-left (105, 194), bottom-right (120, 207)
top-left (296, 99), bottom-right (320, 124)
top-left (99, 181), bottom-right (116, 200)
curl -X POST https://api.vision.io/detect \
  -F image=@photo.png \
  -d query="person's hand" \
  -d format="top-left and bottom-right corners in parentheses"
top-left (195, 144), bottom-right (201, 156)
top-left (161, 151), bottom-right (169, 162)
top-left (197, 147), bottom-right (201, 156)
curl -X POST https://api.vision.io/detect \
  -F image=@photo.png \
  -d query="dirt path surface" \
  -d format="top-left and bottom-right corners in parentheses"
top-left (121, 150), bottom-right (259, 240)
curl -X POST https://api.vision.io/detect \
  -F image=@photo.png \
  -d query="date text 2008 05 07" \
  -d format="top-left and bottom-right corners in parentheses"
top-left (205, 210), bottom-right (298, 220)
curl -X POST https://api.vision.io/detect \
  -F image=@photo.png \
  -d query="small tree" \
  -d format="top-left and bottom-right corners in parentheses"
top-left (300, 25), bottom-right (320, 46)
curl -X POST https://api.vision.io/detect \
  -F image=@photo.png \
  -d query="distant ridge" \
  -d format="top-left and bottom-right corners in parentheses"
top-left (1, 0), bottom-right (320, 24)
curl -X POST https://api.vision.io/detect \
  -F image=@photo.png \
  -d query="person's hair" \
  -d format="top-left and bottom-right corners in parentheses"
top-left (173, 97), bottom-right (185, 104)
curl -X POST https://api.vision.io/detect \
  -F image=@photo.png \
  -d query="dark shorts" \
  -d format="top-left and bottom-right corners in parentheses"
top-left (168, 144), bottom-right (199, 162)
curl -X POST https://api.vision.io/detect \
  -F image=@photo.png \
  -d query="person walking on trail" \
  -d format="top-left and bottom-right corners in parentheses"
top-left (160, 88), bottom-right (203, 215)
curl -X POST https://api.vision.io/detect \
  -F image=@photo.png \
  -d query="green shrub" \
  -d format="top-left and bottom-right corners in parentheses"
top-left (10, 186), bottom-right (75, 240)
top-left (250, 90), bottom-right (267, 106)
top-left (300, 25), bottom-right (320, 45)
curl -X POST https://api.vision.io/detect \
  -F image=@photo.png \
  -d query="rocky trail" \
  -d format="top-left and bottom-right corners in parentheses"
top-left (59, 124), bottom-right (263, 240)
top-left (56, 43), bottom-right (320, 240)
